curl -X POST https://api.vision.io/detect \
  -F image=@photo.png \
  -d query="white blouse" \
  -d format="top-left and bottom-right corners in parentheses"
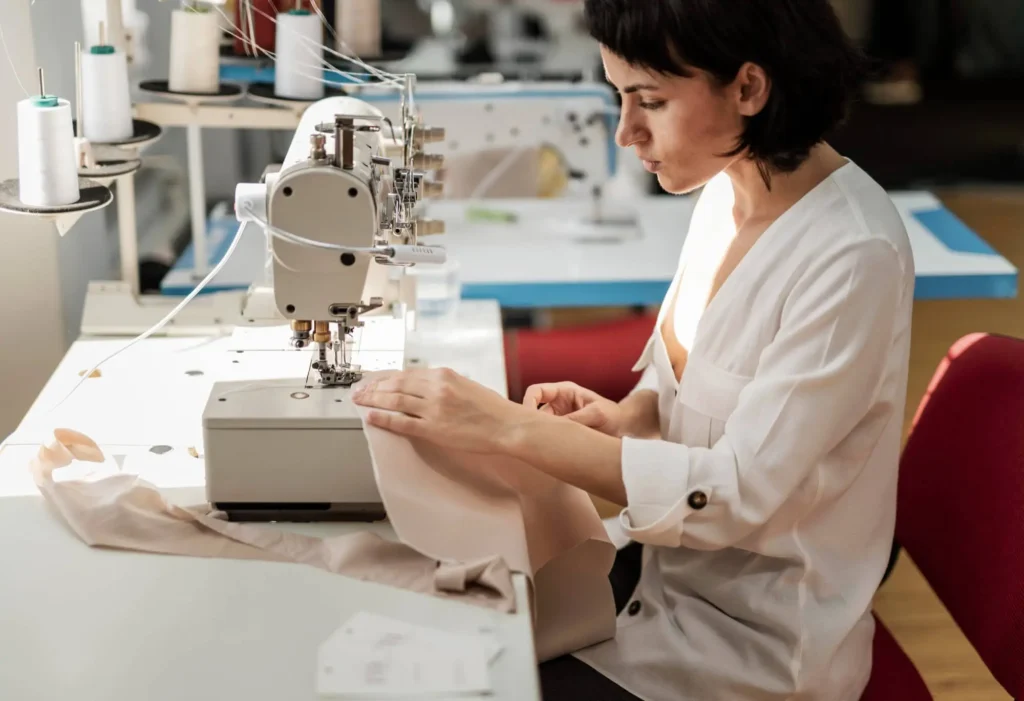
top-left (574, 161), bottom-right (915, 700)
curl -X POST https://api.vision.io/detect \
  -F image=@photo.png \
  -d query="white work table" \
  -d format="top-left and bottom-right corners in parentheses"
top-left (0, 300), bottom-right (542, 701)
top-left (164, 192), bottom-right (1017, 307)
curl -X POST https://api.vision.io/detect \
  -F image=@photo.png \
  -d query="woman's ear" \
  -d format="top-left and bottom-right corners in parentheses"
top-left (735, 62), bottom-right (771, 117)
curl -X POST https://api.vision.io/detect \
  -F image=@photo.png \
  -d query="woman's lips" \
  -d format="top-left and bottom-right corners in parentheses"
top-left (642, 160), bottom-right (662, 173)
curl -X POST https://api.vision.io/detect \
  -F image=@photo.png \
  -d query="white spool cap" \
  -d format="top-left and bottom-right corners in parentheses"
top-left (17, 96), bottom-right (80, 207)
top-left (81, 46), bottom-right (134, 143)
top-left (274, 10), bottom-right (325, 100)
top-left (169, 7), bottom-right (220, 93)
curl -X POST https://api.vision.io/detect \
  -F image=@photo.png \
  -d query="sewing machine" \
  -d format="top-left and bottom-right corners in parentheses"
top-left (201, 86), bottom-right (447, 522)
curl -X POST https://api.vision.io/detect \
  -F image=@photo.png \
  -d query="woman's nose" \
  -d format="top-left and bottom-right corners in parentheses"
top-left (615, 114), bottom-right (646, 149)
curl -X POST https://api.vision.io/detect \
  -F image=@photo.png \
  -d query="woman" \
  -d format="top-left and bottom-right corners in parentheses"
top-left (354, 0), bottom-right (915, 698)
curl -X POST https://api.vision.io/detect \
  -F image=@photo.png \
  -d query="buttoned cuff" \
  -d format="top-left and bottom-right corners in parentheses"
top-left (619, 436), bottom-right (713, 547)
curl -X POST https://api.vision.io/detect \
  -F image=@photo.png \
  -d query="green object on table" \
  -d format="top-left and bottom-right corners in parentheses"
top-left (465, 207), bottom-right (518, 224)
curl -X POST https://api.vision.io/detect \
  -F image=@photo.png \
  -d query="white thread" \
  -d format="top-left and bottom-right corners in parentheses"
top-left (274, 10), bottom-right (325, 100)
top-left (244, 1), bottom-right (401, 87)
top-left (44, 218), bottom-right (249, 417)
top-left (168, 7), bottom-right (220, 93)
top-left (17, 97), bottom-right (79, 207)
top-left (80, 48), bottom-right (133, 143)
top-left (214, 5), bottom-right (402, 89)
top-left (0, 20), bottom-right (29, 97)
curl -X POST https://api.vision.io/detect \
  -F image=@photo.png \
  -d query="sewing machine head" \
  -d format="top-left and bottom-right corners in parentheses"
top-left (236, 80), bottom-right (446, 387)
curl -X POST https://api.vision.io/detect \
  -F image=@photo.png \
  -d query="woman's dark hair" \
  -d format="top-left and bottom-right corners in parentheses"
top-left (584, 0), bottom-right (868, 186)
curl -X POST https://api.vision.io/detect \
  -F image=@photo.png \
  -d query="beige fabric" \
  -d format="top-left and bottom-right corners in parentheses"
top-left (30, 395), bottom-right (616, 661)
top-left (357, 396), bottom-right (618, 661)
top-left (31, 428), bottom-right (514, 610)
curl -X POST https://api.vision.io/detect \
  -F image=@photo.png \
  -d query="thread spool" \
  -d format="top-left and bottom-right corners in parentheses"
top-left (169, 6), bottom-right (220, 93)
top-left (336, 0), bottom-right (381, 58)
top-left (17, 96), bottom-right (80, 207)
top-left (275, 9), bottom-right (325, 100)
top-left (80, 45), bottom-right (134, 143)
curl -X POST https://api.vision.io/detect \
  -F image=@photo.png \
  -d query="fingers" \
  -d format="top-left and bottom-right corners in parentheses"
top-left (355, 375), bottom-right (430, 400)
top-left (522, 382), bottom-right (579, 410)
top-left (364, 410), bottom-right (427, 438)
top-left (565, 404), bottom-right (609, 430)
top-left (352, 389), bottom-right (428, 417)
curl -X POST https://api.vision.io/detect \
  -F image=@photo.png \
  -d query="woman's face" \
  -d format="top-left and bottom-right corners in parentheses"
top-left (601, 46), bottom-right (752, 195)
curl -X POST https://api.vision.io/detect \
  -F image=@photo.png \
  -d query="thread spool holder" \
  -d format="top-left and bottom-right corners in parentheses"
top-left (0, 178), bottom-right (114, 236)
top-left (245, 82), bottom-right (347, 113)
top-left (139, 80), bottom-right (243, 281)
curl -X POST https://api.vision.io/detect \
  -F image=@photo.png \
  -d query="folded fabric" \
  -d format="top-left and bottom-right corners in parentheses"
top-left (31, 428), bottom-right (514, 612)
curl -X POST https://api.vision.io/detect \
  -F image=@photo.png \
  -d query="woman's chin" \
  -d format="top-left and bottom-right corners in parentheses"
top-left (655, 171), bottom-right (700, 196)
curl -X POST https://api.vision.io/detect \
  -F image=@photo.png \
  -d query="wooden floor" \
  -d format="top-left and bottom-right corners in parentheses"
top-left (872, 187), bottom-right (1024, 701)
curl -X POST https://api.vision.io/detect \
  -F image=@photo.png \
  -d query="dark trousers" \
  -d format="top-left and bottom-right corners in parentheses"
top-left (537, 542), bottom-right (645, 701)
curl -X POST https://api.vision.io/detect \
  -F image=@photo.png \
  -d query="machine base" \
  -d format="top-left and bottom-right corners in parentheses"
top-left (213, 502), bottom-right (387, 523)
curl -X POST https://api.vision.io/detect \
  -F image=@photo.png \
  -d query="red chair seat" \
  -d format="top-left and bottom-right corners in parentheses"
top-left (862, 614), bottom-right (932, 700)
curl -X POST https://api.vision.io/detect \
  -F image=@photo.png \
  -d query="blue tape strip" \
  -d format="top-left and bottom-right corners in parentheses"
top-left (163, 268), bottom-right (1017, 303)
top-left (912, 208), bottom-right (999, 255)
top-left (460, 272), bottom-right (1018, 307)
top-left (462, 281), bottom-right (671, 308)
top-left (914, 273), bottom-right (1016, 300)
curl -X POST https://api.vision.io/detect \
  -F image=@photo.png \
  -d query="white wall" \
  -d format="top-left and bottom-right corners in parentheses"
top-left (0, 1), bottom-right (71, 438)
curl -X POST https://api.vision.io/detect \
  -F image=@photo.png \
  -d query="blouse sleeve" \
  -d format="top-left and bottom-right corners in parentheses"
top-left (629, 363), bottom-right (659, 395)
top-left (618, 238), bottom-right (909, 549)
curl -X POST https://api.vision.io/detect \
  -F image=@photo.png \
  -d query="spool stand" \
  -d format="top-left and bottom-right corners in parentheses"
top-left (139, 80), bottom-right (243, 281)
top-left (246, 81), bottom-right (346, 112)
top-left (0, 178), bottom-right (113, 235)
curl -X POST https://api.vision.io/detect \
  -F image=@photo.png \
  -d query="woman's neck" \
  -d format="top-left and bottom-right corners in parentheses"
top-left (725, 144), bottom-right (848, 229)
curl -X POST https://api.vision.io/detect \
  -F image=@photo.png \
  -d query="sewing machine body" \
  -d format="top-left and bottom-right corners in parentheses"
top-left (201, 90), bottom-right (442, 521)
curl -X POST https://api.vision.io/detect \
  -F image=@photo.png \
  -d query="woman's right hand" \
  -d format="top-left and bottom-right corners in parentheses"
top-left (522, 382), bottom-right (630, 437)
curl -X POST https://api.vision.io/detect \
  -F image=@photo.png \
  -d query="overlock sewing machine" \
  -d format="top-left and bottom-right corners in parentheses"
top-left (201, 81), bottom-right (446, 522)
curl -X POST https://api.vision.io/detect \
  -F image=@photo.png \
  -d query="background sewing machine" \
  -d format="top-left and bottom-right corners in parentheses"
top-left (158, 79), bottom-right (646, 300)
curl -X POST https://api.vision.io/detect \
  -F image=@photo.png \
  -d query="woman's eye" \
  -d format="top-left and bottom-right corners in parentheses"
top-left (639, 100), bottom-right (666, 110)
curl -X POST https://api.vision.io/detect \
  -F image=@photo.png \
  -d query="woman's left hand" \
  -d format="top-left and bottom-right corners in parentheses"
top-left (351, 368), bottom-right (530, 454)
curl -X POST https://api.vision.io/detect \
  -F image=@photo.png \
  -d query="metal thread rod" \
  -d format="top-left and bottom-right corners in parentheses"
top-left (37, 67), bottom-right (44, 97)
top-left (186, 122), bottom-right (209, 277)
top-left (117, 175), bottom-right (140, 296)
top-left (74, 42), bottom-right (83, 138)
top-left (99, 20), bottom-right (106, 46)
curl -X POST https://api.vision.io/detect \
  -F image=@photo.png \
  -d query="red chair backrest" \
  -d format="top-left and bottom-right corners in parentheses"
top-left (897, 333), bottom-right (1024, 698)
top-left (504, 313), bottom-right (657, 403)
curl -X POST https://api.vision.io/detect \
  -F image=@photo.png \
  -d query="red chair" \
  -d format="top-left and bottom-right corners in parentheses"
top-left (503, 313), bottom-right (657, 403)
top-left (890, 333), bottom-right (1024, 699)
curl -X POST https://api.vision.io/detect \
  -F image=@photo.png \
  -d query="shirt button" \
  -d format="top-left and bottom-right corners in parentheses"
top-left (627, 600), bottom-right (642, 616)
top-left (687, 491), bottom-right (708, 510)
